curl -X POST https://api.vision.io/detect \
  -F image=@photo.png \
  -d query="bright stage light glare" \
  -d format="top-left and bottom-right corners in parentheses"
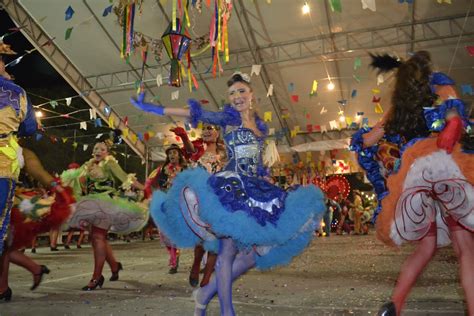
top-left (302, 2), bottom-right (310, 14)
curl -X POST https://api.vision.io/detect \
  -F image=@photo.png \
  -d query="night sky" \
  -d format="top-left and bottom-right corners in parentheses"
top-left (0, 10), bottom-right (66, 89)
top-left (1, 9), bottom-right (147, 179)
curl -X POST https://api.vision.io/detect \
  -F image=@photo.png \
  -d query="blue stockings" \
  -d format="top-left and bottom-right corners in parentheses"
top-left (194, 238), bottom-right (256, 316)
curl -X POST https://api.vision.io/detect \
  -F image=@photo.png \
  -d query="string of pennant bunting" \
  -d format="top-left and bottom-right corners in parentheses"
top-left (27, 130), bottom-right (145, 162)
top-left (3, 0), bottom-right (472, 152)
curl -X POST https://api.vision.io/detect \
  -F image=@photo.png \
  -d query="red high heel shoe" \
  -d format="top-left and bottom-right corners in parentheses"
top-left (82, 275), bottom-right (104, 291)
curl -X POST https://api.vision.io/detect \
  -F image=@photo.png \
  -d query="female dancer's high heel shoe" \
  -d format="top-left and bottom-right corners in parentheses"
top-left (192, 288), bottom-right (207, 316)
top-left (31, 265), bottom-right (50, 291)
top-left (82, 275), bottom-right (104, 291)
top-left (377, 301), bottom-right (396, 316)
top-left (109, 262), bottom-right (123, 281)
top-left (0, 287), bottom-right (12, 302)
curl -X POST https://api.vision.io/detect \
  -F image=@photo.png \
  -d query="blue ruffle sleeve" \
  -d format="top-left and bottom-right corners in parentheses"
top-left (350, 128), bottom-right (387, 197)
top-left (0, 76), bottom-right (23, 115)
top-left (424, 98), bottom-right (469, 132)
top-left (18, 97), bottom-right (37, 137)
top-left (254, 113), bottom-right (269, 136)
top-left (350, 127), bottom-right (389, 221)
top-left (430, 72), bottom-right (455, 86)
top-left (188, 99), bottom-right (241, 128)
top-left (429, 72), bottom-right (455, 94)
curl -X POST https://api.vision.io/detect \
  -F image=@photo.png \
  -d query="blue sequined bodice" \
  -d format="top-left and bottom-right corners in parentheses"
top-left (223, 128), bottom-right (264, 177)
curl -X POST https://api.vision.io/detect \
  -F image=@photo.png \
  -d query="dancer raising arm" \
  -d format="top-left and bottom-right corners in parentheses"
top-left (132, 72), bottom-right (325, 316)
top-left (351, 51), bottom-right (473, 316)
top-left (61, 138), bottom-right (147, 291)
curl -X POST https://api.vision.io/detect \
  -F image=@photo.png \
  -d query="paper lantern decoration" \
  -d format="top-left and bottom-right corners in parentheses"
top-left (161, 19), bottom-right (192, 87)
top-left (312, 177), bottom-right (328, 192)
top-left (333, 159), bottom-right (350, 174)
top-left (325, 175), bottom-right (350, 200)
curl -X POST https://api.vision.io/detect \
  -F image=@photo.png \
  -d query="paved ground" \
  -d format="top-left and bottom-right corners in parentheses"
top-left (0, 232), bottom-right (467, 315)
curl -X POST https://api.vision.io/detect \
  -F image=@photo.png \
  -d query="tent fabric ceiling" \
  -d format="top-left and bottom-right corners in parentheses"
top-left (6, 0), bottom-right (474, 160)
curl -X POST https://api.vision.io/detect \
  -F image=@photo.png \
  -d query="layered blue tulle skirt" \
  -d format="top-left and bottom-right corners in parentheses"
top-left (151, 167), bottom-right (324, 269)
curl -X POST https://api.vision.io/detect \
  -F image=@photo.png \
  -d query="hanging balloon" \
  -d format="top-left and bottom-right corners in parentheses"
top-left (161, 19), bottom-right (192, 87)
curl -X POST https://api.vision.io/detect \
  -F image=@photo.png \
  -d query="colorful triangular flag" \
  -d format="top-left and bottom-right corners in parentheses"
top-left (266, 84), bottom-right (274, 97)
top-left (102, 5), bottom-right (113, 17)
top-left (89, 109), bottom-right (97, 120)
top-left (375, 102), bottom-right (384, 114)
top-left (311, 80), bottom-right (318, 94)
top-left (354, 57), bottom-right (362, 70)
top-left (65, 6), bottom-right (75, 21)
top-left (156, 74), bottom-right (163, 87)
top-left (251, 64), bottom-right (262, 76)
top-left (264, 111), bottom-right (272, 122)
top-left (171, 90), bottom-right (179, 100)
top-left (361, 0), bottom-right (376, 11)
top-left (65, 27), bottom-right (73, 40)
top-left (329, 0), bottom-right (342, 12)
top-left (377, 74), bottom-right (384, 86)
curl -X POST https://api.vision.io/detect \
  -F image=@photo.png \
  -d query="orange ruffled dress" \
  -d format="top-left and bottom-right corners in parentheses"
top-left (377, 137), bottom-right (473, 248)
top-left (376, 76), bottom-right (473, 248)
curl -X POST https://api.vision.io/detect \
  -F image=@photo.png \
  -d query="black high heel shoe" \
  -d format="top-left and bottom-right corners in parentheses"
top-left (50, 246), bottom-right (59, 251)
top-left (168, 266), bottom-right (178, 274)
top-left (82, 275), bottom-right (104, 291)
top-left (189, 275), bottom-right (199, 287)
top-left (0, 287), bottom-right (12, 302)
top-left (377, 301), bottom-right (396, 316)
top-left (31, 265), bottom-right (50, 291)
top-left (109, 262), bottom-right (123, 281)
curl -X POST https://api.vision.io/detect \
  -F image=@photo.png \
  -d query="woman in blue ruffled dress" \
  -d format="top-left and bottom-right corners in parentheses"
top-left (131, 73), bottom-right (325, 316)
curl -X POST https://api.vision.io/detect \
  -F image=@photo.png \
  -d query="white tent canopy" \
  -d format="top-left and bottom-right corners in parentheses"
top-left (3, 0), bottom-right (473, 161)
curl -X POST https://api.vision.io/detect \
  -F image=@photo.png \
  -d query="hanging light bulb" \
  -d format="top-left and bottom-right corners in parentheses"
top-left (302, 2), bottom-right (310, 14)
top-left (104, 105), bottom-right (111, 116)
top-left (327, 82), bottom-right (335, 91)
top-left (35, 111), bottom-right (43, 118)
